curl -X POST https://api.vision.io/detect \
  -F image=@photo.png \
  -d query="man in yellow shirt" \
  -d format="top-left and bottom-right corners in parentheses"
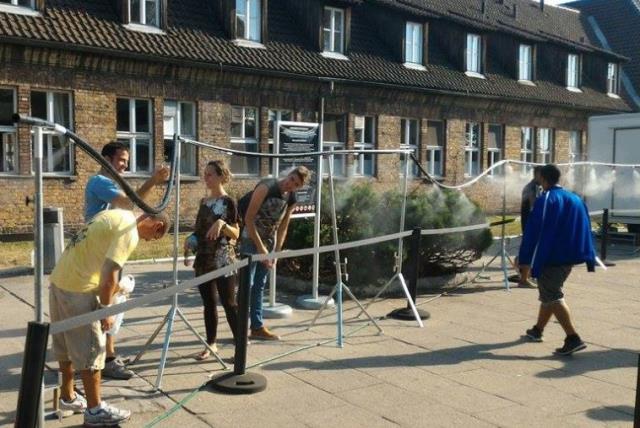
top-left (49, 209), bottom-right (169, 426)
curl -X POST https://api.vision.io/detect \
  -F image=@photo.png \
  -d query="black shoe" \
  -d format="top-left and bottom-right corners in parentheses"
top-left (554, 335), bottom-right (586, 356)
top-left (525, 325), bottom-right (543, 342)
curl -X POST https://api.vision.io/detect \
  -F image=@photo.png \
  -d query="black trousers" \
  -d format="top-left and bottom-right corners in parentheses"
top-left (195, 266), bottom-right (239, 346)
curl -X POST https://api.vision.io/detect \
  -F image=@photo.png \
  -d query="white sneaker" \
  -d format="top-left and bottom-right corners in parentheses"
top-left (83, 401), bottom-right (131, 427)
top-left (59, 392), bottom-right (87, 414)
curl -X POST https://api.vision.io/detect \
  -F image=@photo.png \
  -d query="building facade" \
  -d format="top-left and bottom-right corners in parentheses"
top-left (0, 0), bottom-right (632, 234)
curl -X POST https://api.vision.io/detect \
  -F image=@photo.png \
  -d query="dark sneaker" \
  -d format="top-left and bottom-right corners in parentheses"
top-left (83, 401), bottom-right (131, 426)
top-left (525, 325), bottom-right (543, 342)
top-left (554, 335), bottom-right (586, 356)
top-left (102, 358), bottom-right (134, 380)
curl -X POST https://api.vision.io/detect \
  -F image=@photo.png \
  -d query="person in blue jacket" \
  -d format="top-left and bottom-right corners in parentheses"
top-left (518, 164), bottom-right (595, 356)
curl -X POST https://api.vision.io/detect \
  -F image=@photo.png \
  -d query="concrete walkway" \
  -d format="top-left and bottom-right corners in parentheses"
top-left (0, 250), bottom-right (638, 427)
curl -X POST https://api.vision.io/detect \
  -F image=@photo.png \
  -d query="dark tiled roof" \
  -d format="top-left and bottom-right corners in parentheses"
top-left (564, 0), bottom-right (640, 108)
top-left (0, 0), bottom-right (631, 112)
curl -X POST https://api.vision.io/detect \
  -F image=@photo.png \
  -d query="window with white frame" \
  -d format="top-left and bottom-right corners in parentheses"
top-left (464, 122), bottom-right (481, 177)
top-left (0, 0), bottom-right (33, 8)
top-left (354, 115), bottom-right (375, 177)
top-left (487, 124), bottom-right (504, 175)
top-left (537, 128), bottom-right (553, 164)
top-left (230, 106), bottom-right (259, 176)
top-left (116, 98), bottom-right (153, 174)
top-left (268, 109), bottom-right (293, 175)
top-left (405, 22), bottom-right (423, 65)
top-left (518, 44), bottom-right (533, 81)
top-left (607, 63), bottom-right (619, 95)
top-left (0, 88), bottom-right (17, 173)
top-left (400, 118), bottom-right (419, 177)
top-left (163, 100), bottom-right (196, 175)
top-left (569, 130), bottom-right (582, 163)
top-left (130, 0), bottom-right (159, 27)
top-left (466, 33), bottom-right (482, 74)
top-left (521, 127), bottom-right (533, 171)
top-left (567, 53), bottom-right (581, 89)
top-left (30, 91), bottom-right (73, 174)
top-left (236, 0), bottom-right (261, 42)
top-left (323, 7), bottom-right (344, 54)
top-left (425, 120), bottom-right (444, 178)
top-left (323, 114), bottom-right (346, 176)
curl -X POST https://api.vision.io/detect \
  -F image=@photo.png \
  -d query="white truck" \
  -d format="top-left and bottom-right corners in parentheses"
top-left (587, 112), bottom-right (640, 231)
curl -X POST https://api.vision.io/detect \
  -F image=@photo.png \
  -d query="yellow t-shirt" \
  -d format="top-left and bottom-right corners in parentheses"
top-left (50, 209), bottom-right (139, 294)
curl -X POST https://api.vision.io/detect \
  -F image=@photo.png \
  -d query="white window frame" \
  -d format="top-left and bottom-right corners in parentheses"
top-left (129, 0), bottom-right (160, 27)
top-left (323, 113), bottom-right (347, 177)
top-left (607, 63), bottom-right (619, 96)
top-left (0, 0), bottom-right (37, 15)
top-left (236, 0), bottom-right (261, 42)
top-left (537, 128), bottom-right (553, 164)
top-left (425, 120), bottom-right (444, 178)
top-left (464, 122), bottom-right (481, 177)
top-left (117, 98), bottom-right (153, 174)
top-left (465, 33), bottom-right (483, 76)
top-left (230, 106), bottom-right (259, 176)
top-left (354, 115), bottom-right (375, 177)
top-left (405, 22), bottom-right (423, 65)
top-left (164, 100), bottom-right (197, 176)
top-left (518, 44), bottom-right (533, 82)
top-left (268, 109), bottom-right (293, 176)
top-left (31, 90), bottom-right (74, 175)
top-left (400, 118), bottom-right (419, 177)
top-left (521, 127), bottom-right (534, 171)
top-left (567, 53), bottom-right (581, 90)
top-left (569, 130), bottom-right (582, 163)
top-left (487, 124), bottom-right (504, 176)
top-left (0, 87), bottom-right (17, 174)
top-left (323, 7), bottom-right (344, 54)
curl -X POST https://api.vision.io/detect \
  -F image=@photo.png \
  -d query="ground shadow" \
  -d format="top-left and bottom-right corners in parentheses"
top-left (586, 405), bottom-right (635, 421)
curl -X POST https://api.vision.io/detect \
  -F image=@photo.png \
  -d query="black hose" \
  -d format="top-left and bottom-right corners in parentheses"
top-left (13, 114), bottom-right (177, 215)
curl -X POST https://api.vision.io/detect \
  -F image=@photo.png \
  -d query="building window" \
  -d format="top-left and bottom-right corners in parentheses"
top-left (405, 22), bottom-right (423, 65)
top-left (130, 0), bottom-right (159, 27)
top-left (518, 44), bottom-right (533, 81)
top-left (607, 63), bottom-right (619, 95)
top-left (30, 91), bottom-right (73, 174)
top-left (567, 53), bottom-right (581, 89)
top-left (236, 0), bottom-right (261, 42)
top-left (521, 127), bottom-right (533, 171)
top-left (425, 120), bottom-right (444, 178)
top-left (0, 0), bottom-right (33, 7)
top-left (487, 124), bottom-right (504, 175)
top-left (163, 101), bottom-right (196, 176)
top-left (323, 7), bottom-right (344, 54)
top-left (117, 98), bottom-right (152, 174)
top-left (400, 118), bottom-right (419, 177)
top-left (323, 114), bottom-right (346, 176)
top-left (230, 106), bottom-right (259, 176)
top-left (354, 115), bottom-right (375, 177)
top-left (268, 109), bottom-right (293, 175)
top-left (569, 131), bottom-right (582, 163)
top-left (0, 88), bottom-right (17, 173)
top-left (464, 122), bottom-right (481, 177)
top-left (537, 128), bottom-right (553, 164)
top-left (466, 33), bottom-right (482, 74)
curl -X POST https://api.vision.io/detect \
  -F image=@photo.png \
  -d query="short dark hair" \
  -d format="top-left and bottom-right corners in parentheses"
top-left (533, 165), bottom-right (543, 175)
top-left (101, 141), bottom-right (129, 159)
top-left (540, 164), bottom-right (561, 186)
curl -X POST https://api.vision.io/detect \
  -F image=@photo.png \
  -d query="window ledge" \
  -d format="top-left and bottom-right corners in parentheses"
top-left (566, 86), bottom-right (583, 93)
top-left (0, 4), bottom-right (40, 16)
top-left (518, 79), bottom-right (536, 86)
top-left (321, 51), bottom-right (349, 61)
top-left (233, 39), bottom-right (266, 49)
top-left (43, 174), bottom-right (77, 180)
top-left (607, 92), bottom-right (621, 99)
top-left (465, 71), bottom-right (486, 79)
top-left (123, 23), bottom-right (165, 35)
top-left (403, 62), bottom-right (426, 71)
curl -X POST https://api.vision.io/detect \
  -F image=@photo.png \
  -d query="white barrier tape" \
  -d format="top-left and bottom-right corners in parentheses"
top-left (588, 210), bottom-right (605, 217)
top-left (420, 223), bottom-right (490, 235)
top-left (49, 259), bottom-right (248, 335)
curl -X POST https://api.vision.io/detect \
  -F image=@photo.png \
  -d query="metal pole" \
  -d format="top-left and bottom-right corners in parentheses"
top-left (601, 208), bottom-right (609, 262)
top-left (33, 126), bottom-right (45, 428)
top-left (407, 227), bottom-right (421, 308)
top-left (327, 153), bottom-right (343, 347)
top-left (312, 97), bottom-right (325, 300)
top-left (397, 152), bottom-right (410, 272)
top-left (501, 165), bottom-right (510, 290)
top-left (15, 321), bottom-right (49, 428)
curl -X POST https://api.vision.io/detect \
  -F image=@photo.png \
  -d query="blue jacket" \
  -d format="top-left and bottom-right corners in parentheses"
top-left (518, 186), bottom-right (596, 278)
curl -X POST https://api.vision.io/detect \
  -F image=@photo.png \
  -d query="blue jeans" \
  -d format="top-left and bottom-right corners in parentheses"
top-left (240, 236), bottom-right (270, 330)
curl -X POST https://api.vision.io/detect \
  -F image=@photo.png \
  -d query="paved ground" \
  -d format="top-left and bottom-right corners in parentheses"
top-left (0, 246), bottom-right (638, 427)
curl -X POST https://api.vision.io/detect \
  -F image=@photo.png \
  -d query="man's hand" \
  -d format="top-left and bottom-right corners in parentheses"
top-left (150, 165), bottom-right (170, 185)
top-left (101, 316), bottom-right (115, 333)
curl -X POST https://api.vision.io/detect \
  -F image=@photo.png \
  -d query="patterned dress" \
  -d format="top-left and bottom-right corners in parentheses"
top-left (193, 196), bottom-right (238, 272)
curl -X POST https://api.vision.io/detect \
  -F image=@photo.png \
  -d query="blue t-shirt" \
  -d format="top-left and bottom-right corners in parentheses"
top-left (84, 174), bottom-right (122, 222)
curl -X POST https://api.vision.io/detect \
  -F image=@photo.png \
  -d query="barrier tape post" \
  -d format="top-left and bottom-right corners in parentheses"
top-left (635, 354), bottom-right (640, 428)
top-left (208, 255), bottom-right (267, 394)
top-left (600, 208), bottom-right (616, 267)
top-left (15, 321), bottom-right (49, 428)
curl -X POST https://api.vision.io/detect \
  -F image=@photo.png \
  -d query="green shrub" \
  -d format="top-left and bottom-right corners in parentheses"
top-left (279, 181), bottom-right (492, 288)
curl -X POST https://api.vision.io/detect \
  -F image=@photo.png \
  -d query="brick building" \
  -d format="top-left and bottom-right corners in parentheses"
top-left (0, 0), bottom-right (632, 235)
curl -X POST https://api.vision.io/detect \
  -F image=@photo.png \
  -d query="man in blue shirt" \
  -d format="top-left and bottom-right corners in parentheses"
top-left (518, 164), bottom-right (595, 356)
top-left (85, 141), bottom-right (169, 378)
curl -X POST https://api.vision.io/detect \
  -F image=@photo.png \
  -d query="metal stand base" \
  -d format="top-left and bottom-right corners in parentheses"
top-left (262, 302), bottom-right (293, 319)
top-left (207, 372), bottom-right (267, 394)
top-left (296, 294), bottom-right (335, 309)
top-left (388, 307), bottom-right (430, 321)
top-left (356, 272), bottom-right (424, 327)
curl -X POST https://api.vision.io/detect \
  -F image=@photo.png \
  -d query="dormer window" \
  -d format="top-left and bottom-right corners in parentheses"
top-left (323, 7), bottom-right (344, 54)
top-left (607, 63), bottom-right (619, 96)
top-left (405, 22), bottom-right (423, 66)
top-left (0, 0), bottom-right (38, 16)
top-left (465, 33), bottom-right (484, 78)
top-left (0, 0), bottom-right (33, 6)
top-left (130, 0), bottom-right (159, 27)
top-left (236, 0), bottom-right (261, 42)
top-left (518, 44), bottom-right (533, 82)
top-left (567, 53), bottom-right (581, 91)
